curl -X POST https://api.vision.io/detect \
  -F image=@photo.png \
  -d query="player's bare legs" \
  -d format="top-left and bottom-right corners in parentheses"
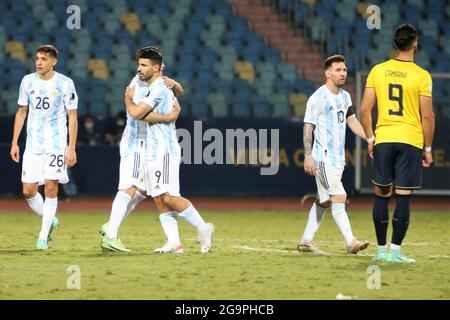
top-left (153, 196), bottom-right (183, 253)
top-left (330, 194), bottom-right (369, 254)
top-left (160, 193), bottom-right (215, 253)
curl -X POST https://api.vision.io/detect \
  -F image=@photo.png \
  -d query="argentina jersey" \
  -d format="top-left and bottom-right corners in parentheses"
top-left (141, 77), bottom-right (180, 161)
top-left (18, 72), bottom-right (78, 154)
top-left (119, 75), bottom-right (151, 158)
top-left (304, 85), bottom-right (352, 169)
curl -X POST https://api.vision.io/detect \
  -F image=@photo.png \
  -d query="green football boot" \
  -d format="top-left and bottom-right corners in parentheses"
top-left (373, 248), bottom-right (388, 261)
top-left (100, 237), bottom-right (131, 253)
top-left (99, 222), bottom-right (109, 237)
top-left (47, 216), bottom-right (60, 242)
top-left (386, 249), bottom-right (416, 264)
top-left (36, 239), bottom-right (48, 250)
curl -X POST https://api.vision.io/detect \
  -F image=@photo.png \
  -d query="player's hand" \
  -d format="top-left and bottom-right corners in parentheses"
top-left (162, 76), bottom-right (175, 89)
top-left (65, 149), bottom-right (77, 168)
top-left (10, 144), bottom-right (20, 163)
top-left (422, 150), bottom-right (433, 168)
top-left (368, 141), bottom-right (374, 159)
top-left (304, 154), bottom-right (316, 176)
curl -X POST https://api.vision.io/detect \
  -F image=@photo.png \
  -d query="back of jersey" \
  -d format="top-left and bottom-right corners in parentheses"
top-left (365, 59), bottom-right (432, 149)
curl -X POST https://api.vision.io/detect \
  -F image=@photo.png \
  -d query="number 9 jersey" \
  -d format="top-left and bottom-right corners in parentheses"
top-left (365, 59), bottom-right (432, 149)
top-left (18, 72), bottom-right (78, 154)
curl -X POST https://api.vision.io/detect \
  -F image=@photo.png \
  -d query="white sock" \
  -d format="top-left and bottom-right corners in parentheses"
top-left (38, 197), bottom-right (58, 241)
top-left (302, 203), bottom-right (327, 242)
top-left (178, 204), bottom-right (207, 232)
top-left (378, 245), bottom-right (387, 251)
top-left (331, 203), bottom-right (354, 246)
top-left (26, 193), bottom-right (44, 217)
top-left (124, 190), bottom-right (146, 219)
top-left (107, 191), bottom-right (132, 239)
top-left (159, 211), bottom-right (180, 246)
top-left (390, 243), bottom-right (401, 251)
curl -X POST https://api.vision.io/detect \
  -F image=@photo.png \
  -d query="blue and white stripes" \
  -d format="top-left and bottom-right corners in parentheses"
top-left (18, 72), bottom-right (77, 155)
top-left (304, 85), bottom-right (352, 170)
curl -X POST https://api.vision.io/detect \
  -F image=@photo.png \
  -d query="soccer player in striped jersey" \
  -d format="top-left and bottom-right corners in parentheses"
top-left (298, 55), bottom-right (369, 254)
top-left (360, 24), bottom-right (435, 263)
top-left (100, 47), bottom-right (183, 253)
top-left (124, 47), bottom-right (215, 254)
top-left (10, 45), bottom-right (78, 250)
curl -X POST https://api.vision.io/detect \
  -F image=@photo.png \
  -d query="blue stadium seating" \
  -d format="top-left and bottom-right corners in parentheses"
top-left (0, 0), bottom-right (448, 120)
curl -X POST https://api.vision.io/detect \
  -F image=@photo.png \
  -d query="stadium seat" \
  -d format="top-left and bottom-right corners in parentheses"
top-left (271, 93), bottom-right (290, 118)
top-left (234, 61), bottom-right (255, 84)
top-left (121, 12), bottom-right (142, 36)
top-left (208, 91), bottom-right (229, 117)
top-left (290, 93), bottom-right (308, 118)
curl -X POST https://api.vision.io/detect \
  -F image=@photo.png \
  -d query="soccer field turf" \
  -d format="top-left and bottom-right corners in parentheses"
top-left (0, 209), bottom-right (449, 300)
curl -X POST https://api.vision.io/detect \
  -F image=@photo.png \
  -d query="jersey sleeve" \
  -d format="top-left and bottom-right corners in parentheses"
top-left (419, 71), bottom-right (432, 97)
top-left (128, 75), bottom-right (138, 88)
top-left (304, 96), bottom-right (319, 125)
top-left (17, 76), bottom-right (29, 107)
top-left (346, 91), bottom-right (353, 107)
top-left (64, 80), bottom-right (78, 110)
top-left (365, 67), bottom-right (375, 88)
top-left (141, 85), bottom-right (165, 111)
top-left (346, 106), bottom-right (356, 118)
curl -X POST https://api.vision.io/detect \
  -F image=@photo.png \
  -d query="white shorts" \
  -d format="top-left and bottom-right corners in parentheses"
top-left (118, 140), bottom-right (146, 191)
top-left (21, 150), bottom-right (69, 185)
top-left (145, 153), bottom-right (180, 197)
top-left (314, 161), bottom-right (346, 204)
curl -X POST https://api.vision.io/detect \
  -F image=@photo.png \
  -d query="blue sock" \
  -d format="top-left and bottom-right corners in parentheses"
top-left (391, 194), bottom-right (411, 246)
top-left (372, 195), bottom-right (390, 246)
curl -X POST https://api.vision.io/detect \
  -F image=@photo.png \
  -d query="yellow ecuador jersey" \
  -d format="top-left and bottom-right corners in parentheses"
top-left (365, 59), bottom-right (432, 149)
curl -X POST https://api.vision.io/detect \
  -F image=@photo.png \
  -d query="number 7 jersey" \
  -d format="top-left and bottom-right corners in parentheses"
top-left (17, 72), bottom-right (78, 154)
top-left (365, 59), bottom-right (432, 149)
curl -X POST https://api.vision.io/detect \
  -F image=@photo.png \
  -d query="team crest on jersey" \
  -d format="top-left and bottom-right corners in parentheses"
top-left (52, 89), bottom-right (58, 97)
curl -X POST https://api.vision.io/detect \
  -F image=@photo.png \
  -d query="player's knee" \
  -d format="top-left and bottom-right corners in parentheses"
top-left (22, 187), bottom-right (36, 199)
top-left (316, 199), bottom-right (331, 209)
top-left (394, 188), bottom-right (413, 196)
top-left (375, 186), bottom-right (392, 197)
top-left (331, 194), bottom-right (347, 204)
top-left (160, 193), bottom-right (172, 205)
top-left (153, 195), bottom-right (163, 206)
top-left (120, 187), bottom-right (136, 198)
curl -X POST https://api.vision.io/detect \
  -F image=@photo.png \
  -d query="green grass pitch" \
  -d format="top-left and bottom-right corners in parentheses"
top-left (0, 209), bottom-right (449, 299)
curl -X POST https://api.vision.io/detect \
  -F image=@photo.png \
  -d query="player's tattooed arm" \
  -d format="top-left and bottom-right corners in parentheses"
top-left (163, 76), bottom-right (184, 97)
top-left (303, 123), bottom-right (316, 176)
top-left (303, 123), bottom-right (314, 155)
top-left (143, 99), bottom-right (181, 124)
top-left (124, 86), bottom-right (153, 120)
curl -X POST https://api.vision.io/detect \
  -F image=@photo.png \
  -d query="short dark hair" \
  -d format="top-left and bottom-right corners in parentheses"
top-left (324, 55), bottom-right (346, 69)
top-left (393, 24), bottom-right (418, 51)
top-left (36, 44), bottom-right (58, 58)
top-left (136, 46), bottom-right (163, 66)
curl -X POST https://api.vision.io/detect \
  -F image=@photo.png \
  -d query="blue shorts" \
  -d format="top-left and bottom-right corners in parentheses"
top-left (372, 143), bottom-right (423, 189)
